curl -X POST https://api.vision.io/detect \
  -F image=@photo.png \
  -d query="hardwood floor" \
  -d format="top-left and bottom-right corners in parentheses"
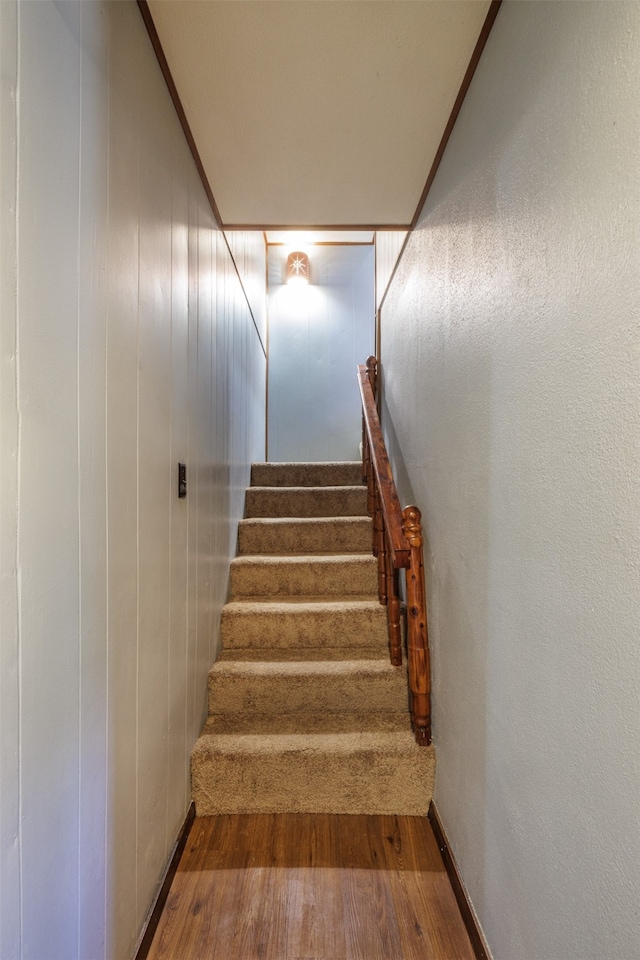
top-left (146, 813), bottom-right (475, 960)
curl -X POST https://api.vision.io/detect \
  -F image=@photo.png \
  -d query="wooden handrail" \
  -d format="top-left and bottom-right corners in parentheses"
top-left (358, 356), bottom-right (432, 746)
top-left (357, 365), bottom-right (410, 570)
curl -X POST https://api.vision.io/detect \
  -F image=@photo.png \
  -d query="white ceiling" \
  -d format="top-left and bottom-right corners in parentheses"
top-left (147, 0), bottom-right (492, 228)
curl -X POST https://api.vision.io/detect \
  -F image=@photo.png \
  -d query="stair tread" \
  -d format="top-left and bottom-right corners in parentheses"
top-left (239, 516), bottom-right (370, 524)
top-left (200, 712), bottom-right (412, 735)
top-left (225, 594), bottom-right (382, 604)
top-left (251, 462), bottom-right (363, 489)
top-left (231, 554), bottom-right (376, 565)
top-left (218, 647), bottom-right (387, 662)
top-left (209, 658), bottom-right (404, 678)
top-left (222, 598), bottom-right (384, 613)
top-left (249, 485), bottom-right (366, 493)
top-left (195, 730), bottom-right (428, 755)
top-left (238, 516), bottom-right (372, 555)
top-left (245, 485), bottom-right (368, 518)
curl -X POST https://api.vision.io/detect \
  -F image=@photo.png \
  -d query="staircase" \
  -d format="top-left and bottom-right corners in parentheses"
top-left (191, 461), bottom-right (435, 816)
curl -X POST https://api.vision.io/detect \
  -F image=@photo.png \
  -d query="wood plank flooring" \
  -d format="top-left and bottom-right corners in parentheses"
top-left (146, 813), bottom-right (475, 960)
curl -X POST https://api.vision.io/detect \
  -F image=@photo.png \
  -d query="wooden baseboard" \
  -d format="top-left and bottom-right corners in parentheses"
top-left (135, 802), bottom-right (196, 960)
top-left (428, 801), bottom-right (491, 960)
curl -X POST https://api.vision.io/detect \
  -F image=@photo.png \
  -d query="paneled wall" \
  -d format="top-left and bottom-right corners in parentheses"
top-left (225, 230), bottom-right (268, 349)
top-left (0, 3), bottom-right (265, 959)
top-left (267, 244), bottom-right (374, 462)
top-left (381, 3), bottom-right (640, 959)
top-left (375, 231), bottom-right (407, 311)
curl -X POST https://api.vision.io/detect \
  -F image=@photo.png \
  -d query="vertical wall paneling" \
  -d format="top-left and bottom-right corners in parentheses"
top-left (195, 204), bottom-right (213, 729)
top-left (18, 3), bottom-right (82, 957)
top-left (77, 5), bottom-right (109, 959)
top-left (135, 21), bottom-right (173, 928)
top-left (374, 231), bottom-right (407, 311)
top-left (167, 134), bottom-right (190, 844)
top-left (0, 1), bottom-right (267, 957)
top-left (0, 3), bottom-right (21, 957)
top-left (106, 5), bottom-right (141, 954)
top-left (185, 166), bottom-right (200, 768)
top-left (267, 245), bottom-right (374, 462)
top-left (224, 230), bottom-right (268, 352)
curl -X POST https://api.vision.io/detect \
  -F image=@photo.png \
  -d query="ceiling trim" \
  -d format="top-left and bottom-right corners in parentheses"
top-left (137, 0), bottom-right (223, 229)
top-left (410, 0), bottom-right (503, 229)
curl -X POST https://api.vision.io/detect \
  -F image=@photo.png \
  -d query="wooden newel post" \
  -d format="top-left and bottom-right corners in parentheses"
top-left (365, 356), bottom-right (377, 399)
top-left (401, 505), bottom-right (432, 746)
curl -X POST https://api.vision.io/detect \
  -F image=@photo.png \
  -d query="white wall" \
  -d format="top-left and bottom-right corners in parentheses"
top-left (267, 244), bottom-right (374, 462)
top-left (381, 3), bottom-right (640, 959)
top-left (0, 3), bottom-right (266, 959)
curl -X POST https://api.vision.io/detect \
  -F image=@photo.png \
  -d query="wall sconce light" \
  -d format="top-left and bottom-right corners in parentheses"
top-left (286, 251), bottom-right (310, 286)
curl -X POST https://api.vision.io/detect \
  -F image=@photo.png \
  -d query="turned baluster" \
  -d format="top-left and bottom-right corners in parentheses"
top-left (374, 488), bottom-right (387, 603)
top-left (365, 436), bottom-right (375, 520)
top-left (371, 478), bottom-right (378, 557)
top-left (362, 417), bottom-right (368, 486)
top-left (402, 506), bottom-right (432, 746)
top-left (385, 545), bottom-right (402, 666)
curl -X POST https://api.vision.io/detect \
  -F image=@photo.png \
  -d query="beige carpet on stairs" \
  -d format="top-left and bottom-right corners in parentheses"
top-left (191, 461), bottom-right (435, 816)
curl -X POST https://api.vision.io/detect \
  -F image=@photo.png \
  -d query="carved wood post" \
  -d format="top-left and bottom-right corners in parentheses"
top-left (402, 505), bottom-right (432, 746)
top-left (362, 420), bottom-right (368, 486)
top-left (365, 355), bottom-right (377, 399)
top-left (385, 549), bottom-right (402, 666)
top-left (365, 438), bottom-right (375, 521)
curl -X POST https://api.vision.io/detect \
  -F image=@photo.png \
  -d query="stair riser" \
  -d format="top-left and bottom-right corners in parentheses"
top-left (208, 669), bottom-right (407, 715)
top-left (230, 557), bottom-right (378, 598)
top-left (221, 604), bottom-right (388, 650)
top-left (251, 462), bottom-right (363, 488)
top-left (192, 742), bottom-right (435, 816)
top-left (245, 487), bottom-right (368, 518)
top-left (238, 518), bottom-right (372, 555)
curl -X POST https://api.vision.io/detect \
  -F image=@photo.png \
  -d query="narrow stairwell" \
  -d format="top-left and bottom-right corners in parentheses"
top-left (191, 461), bottom-right (435, 816)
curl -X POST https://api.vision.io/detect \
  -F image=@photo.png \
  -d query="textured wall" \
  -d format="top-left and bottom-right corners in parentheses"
top-left (267, 245), bottom-right (374, 462)
top-left (381, 3), bottom-right (640, 959)
top-left (0, 3), bottom-right (265, 959)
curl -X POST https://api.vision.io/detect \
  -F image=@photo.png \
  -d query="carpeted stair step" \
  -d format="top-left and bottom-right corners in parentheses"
top-left (199, 711), bottom-right (412, 735)
top-left (230, 554), bottom-right (378, 599)
top-left (190, 458), bottom-right (435, 820)
top-left (218, 646), bottom-right (388, 662)
top-left (237, 516), bottom-right (372, 555)
top-left (207, 658), bottom-right (408, 716)
top-left (191, 724), bottom-right (435, 816)
top-left (251, 461), bottom-right (363, 488)
top-left (220, 599), bottom-right (389, 652)
top-left (245, 485), bottom-right (368, 518)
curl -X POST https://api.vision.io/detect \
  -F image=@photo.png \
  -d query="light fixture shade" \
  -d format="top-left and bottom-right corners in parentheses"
top-left (286, 251), bottom-right (310, 285)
